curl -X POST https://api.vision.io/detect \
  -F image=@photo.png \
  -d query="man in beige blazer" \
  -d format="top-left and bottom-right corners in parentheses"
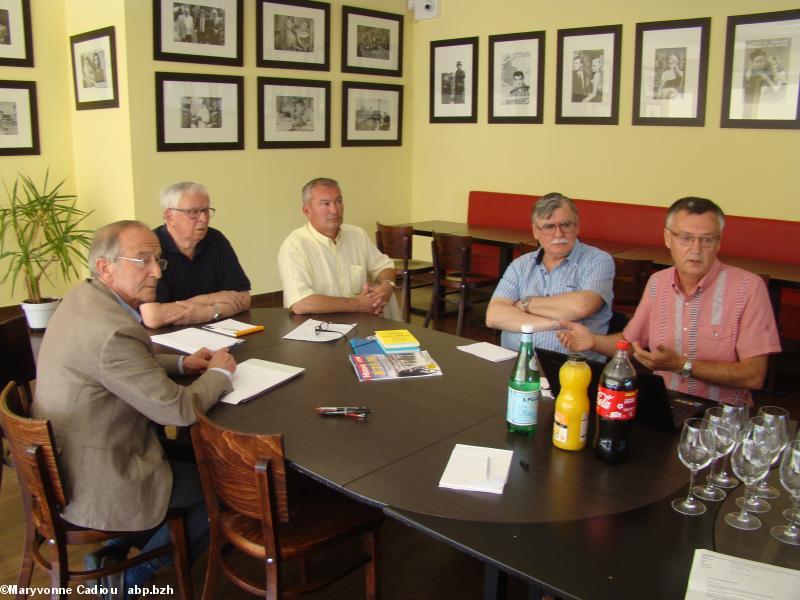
top-left (33, 220), bottom-right (236, 599)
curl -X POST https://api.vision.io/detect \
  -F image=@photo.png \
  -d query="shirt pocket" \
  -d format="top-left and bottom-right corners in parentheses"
top-left (696, 324), bottom-right (734, 342)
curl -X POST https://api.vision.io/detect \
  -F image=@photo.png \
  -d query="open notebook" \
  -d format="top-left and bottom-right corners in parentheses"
top-left (221, 359), bottom-right (305, 405)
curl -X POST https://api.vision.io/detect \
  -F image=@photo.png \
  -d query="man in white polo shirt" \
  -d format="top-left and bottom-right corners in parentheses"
top-left (278, 177), bottom-right (401, 319)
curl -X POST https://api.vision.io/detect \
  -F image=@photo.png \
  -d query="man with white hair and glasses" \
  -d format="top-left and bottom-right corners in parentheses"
top-left (140, 181), bottom-right (251, 328)
top-left (486, 192), bottom-right (615, 361)
top-left (559, 197), bottom-right (781, 405)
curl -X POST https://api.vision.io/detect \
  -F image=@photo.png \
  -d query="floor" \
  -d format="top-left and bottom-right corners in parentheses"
top-left (1, 287), bottom-right (797, 599)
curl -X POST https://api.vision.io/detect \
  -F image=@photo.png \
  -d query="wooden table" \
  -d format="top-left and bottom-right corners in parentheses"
top-left (207, 308), bottom-right (799, 600)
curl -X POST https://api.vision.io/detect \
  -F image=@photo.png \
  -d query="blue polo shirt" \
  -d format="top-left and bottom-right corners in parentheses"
top-left (154, 225), bottom-right (251, 303)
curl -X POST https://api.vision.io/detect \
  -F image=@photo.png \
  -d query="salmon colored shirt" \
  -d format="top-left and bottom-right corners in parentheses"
top-left (623, 260), bottom-right (781, 406)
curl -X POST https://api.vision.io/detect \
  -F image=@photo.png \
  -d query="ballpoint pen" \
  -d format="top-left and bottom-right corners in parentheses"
top-left (315, 406), bottom-right (371, 414)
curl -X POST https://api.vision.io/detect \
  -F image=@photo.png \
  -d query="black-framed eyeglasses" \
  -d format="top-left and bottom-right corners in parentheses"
top-left (170, 207), bottom-right (216, 219)
top-left (666, 228), bottom-right (720, 248)
top-left (535, 220), bottom-right (576, 234)
top-left (117, 256), bottom-right (168, 271)
top-left (314, 321), bottom-right (358, 342)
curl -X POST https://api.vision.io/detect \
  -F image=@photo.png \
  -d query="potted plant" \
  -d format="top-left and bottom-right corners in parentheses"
top-left (0, 171), bottom-right (93, 329)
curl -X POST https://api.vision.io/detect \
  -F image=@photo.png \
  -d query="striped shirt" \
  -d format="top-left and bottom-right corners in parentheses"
top-left (493, 240), bottom-right (614, 361)
top-left (623, 260), bottom-right (781, 406)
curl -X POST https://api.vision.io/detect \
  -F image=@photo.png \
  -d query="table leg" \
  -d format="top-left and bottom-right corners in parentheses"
top-left (483, 564), bottom-right (507, 600)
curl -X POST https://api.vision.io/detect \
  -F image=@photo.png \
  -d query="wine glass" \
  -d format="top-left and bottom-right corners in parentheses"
top-left (752, 406), bottom-right (790, 499)
top-left (772, 440), bottom-right (800, 545)
top-left (735, 416), bottom-right (782, 513)
top-left (693, 413), bottom-right (735, 501)
top-left (672, 418), bottom-right (715, 516)
top-left (710, 404), bottom-right (749, 489)
top-left (726, 427), bottom-right (771, 530)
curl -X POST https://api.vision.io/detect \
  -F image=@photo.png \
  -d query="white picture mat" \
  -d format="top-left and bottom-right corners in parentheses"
top-left (345, 87), bottom-right (399, 141)
top-left (0, 0), bottom-right (26, 59)
top-left (263, 83), bottom-right (327, 142)
top-left (492, 38), bottom-right (540, 118)
top-left (346, 13), bottom-right (399, 71)
top-left (0, 86), bottom-right (32, 148)
top-left (159, 0), bottom-right (239, 58)
top-left (433, 44), bottom-right (474, 118)
top-left (638, 26), bottom-right (704, 119)
top-left (560, 32), bottom-right (616, 118)
top-left (162, 79), bottom-right (240, 143)
top-left (262, 2), bottom-right (326, 64)
top-left (72, 34), bottom-right (115, 104)
top-left (728, 18), bottom-right (800, 121)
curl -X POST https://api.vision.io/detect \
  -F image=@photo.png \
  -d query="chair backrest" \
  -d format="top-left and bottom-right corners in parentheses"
top-left (1, 381), bottom-right (67, 539)
top-left (432, 232), bottom-right (473, 276)
top-left (518, 241), bottom-right (538, 255)
top-left (376, 222), bottom-right (413, 262)
top-left (191, 399), bottom-right (289, 523)
top-left (613, 257), bottom-right (653, 308)
top-left (0, 314), bottom-right (36, 405)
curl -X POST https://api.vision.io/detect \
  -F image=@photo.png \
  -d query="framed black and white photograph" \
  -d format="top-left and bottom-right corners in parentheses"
top-left (430, 37), bottom-right (478, 123)
top-left (0, 0), bottom-right (32, 67)
top-left (488, 31), bottom-right (545, 124)
top-left (556, 25), bottom-right (622, 125)
top-left (342, 81), bottom-right (402, 146)
top-left (721, 9), bottom-right (800, 129)
top-left (633, 18), bottom-right (710, 127)
top-left (153, 0), bottom-right (243, 66)
top-left (0, 80), bottom-right (38, 155)
top-left (258, 76), bottom-right (330, 148)
top-left (70, 26), bottom-right (119, 111)
top-left (341, 6), bottom-right (403, 77)
top-left (155, 72), bottom-right (243, 151)
top-left (257, 0), bottom-right (330, 71)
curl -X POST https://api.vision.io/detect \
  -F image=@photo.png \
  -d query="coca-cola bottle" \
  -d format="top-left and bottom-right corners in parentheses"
top-left (594, 340), bottom-right (638, 464)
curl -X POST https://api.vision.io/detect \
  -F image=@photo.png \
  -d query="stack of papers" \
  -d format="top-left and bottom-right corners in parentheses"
top-left (221, 358), bottom-right (305, 405)
top-left (456, 342), bottom-right (517, 362)
top-left (438, 444), bottom-right (514, 494)
top-left (150, 327), bottom-right (241, 354)
top-left (203, 319), bottom-right (264, 337)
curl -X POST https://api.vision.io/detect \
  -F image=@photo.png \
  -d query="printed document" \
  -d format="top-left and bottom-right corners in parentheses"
top-left (685, 549), bottom-right (800, 600)
top-left (150, 327), bottom-right (241, 354)
top-left (283, 318), bottom-right (356, 342)
top-left (438, 444), bottom-right (513, 494)
top-left (221, 359), bottom-right (305, 405)
top-left (457, 342), bottom-right (517, 362)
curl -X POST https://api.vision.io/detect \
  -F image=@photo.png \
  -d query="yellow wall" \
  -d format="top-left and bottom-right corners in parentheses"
top-left (409, 0), bottom-right (800, 229)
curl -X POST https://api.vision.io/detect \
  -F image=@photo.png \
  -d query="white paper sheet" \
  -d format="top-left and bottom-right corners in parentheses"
top-left (282, 319), bottom-right (357, 342)
top-left (150, 327), bottom-right (241, 354)
top-left (685, 549), bottom-right (800, 600)
top-left (456, 342), bottom-right (517, 362)
top-left (202, 318), bottom-right (262, 337)
top-left (221, 359), bottom-right (305, 405)
top-left (438, 444), bottom-right (513, 494)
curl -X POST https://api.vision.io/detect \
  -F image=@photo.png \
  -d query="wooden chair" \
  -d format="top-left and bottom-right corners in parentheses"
top-left (0, 381), bottom-right (192, 600)
top-left (190, 397), bottom-right (383, 600)
top-left (376, 223), bottom-right (434, 322)
top-left (518, 240), bottom-right (539, 256)
top-left (0, 314), bottom-right (37, 492)
top-left (612, 257), bottom-right (653, 316)
top-left (424, 232), bottom-right (500, 337)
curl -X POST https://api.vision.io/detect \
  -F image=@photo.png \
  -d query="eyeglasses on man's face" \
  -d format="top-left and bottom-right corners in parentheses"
top-left (535, 220), bottom-right (576, 235)
top-left (171, 207), bottom-right (216, 220)
top-left (117, 256), bottom-right (168, 271)
top-left (666, 228), bottom-right (720, 248)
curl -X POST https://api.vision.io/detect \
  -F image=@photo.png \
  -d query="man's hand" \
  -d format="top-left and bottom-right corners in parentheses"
top-left (632, 342), bottom-right (683, 372)
top-left (208, 348), bottom-right (236, 375)
top-left (368, 281), bottom-right (394, 315)
top-left (347, 283), bottom-right (386, 314)
top-left (162, 300), bottom-right (210, 325)
top-left (183, 347), bottom-right (213, 374)
top-left (556, 320), bottom-right (596, 352)
top-left (215, 291), bottom-right (248, 313)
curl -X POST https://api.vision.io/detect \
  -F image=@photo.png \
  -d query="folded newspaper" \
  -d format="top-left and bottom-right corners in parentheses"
top-left (349, 351), bottom-right (442, 382)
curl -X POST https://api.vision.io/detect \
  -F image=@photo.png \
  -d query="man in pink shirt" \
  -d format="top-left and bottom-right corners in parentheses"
top-left (559, 197), bottom-right (781, 405)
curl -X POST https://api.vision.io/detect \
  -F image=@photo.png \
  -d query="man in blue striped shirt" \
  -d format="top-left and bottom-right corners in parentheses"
top-left (486, 193), bottom-right (614, 362)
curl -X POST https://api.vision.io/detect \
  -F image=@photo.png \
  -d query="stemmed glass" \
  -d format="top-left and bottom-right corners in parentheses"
top-left (752, 406), bottom-right (790, 499)
top-left (693, 411), bottom-right (735, 501)
top-left (672, 418), bottom-right (716, 516)
top-left (710, 404), bottom-right (749, 489)
top-left (726, 427), bottom-right (771, 530)
top-left (735, 416), bottom-right (782, 513)
top-left (772, 440), bottom-right (800, 545)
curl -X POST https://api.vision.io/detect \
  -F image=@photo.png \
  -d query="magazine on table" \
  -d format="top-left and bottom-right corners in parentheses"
top-left (349, 351), bottom-right (442, 382)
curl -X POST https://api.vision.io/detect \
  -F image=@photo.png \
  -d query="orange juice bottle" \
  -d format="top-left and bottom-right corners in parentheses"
top-left (552, 353), bottom-right (591, 451)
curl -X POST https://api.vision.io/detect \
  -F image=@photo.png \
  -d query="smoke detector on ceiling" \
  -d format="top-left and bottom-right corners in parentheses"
top-left (408, 0), bottom-right (440, 21)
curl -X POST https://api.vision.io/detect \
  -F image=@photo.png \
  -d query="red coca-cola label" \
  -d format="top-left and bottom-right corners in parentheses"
top-left (596, 386), bottom-right (637, 420)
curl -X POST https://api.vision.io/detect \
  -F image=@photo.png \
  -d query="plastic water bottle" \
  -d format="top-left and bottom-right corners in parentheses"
top-left (507, 324), bottom-right (540, 436)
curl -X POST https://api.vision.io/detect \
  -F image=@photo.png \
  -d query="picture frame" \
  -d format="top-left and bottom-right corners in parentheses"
top-left (69, 26), bottom-right (120, 111)
top-left (256, 0), bottom-right (330, 71)
top-left (0, 0), bottom-right (32, 67)
top-left (556, 24), bottom-right (622, 125)
top-left (258, 76), bottom-right (330, 149)
top-left (153, 0), bottom-right (243, 66)
top-left (430, 37), bottom-right (478, 123)
top-left (341, 6), bottom-right (403, 77)
top-left (342, 81), bottom-right (402, 146)
top-left (721, 9), bottom-right (800, 129)
top-left (0, 79), bottom-right (38, 155)
top-left (488, 30), bottom-right (545, 124)
top-left (632, 18), bottom-right (710, 127)
top-left (155, 71), bottom-right (244, 151)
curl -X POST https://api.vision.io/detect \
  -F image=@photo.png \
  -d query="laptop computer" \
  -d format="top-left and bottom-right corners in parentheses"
top-left (535, 347), bottom-right (713, 432)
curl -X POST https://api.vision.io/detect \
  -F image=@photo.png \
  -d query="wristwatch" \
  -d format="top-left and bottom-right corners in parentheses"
top-left (680, 359), bottom-right (693, 378)
top-left (212, 303), bottom-right (221, 321)
top-left (520, 297), bottom-right (531, 312)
